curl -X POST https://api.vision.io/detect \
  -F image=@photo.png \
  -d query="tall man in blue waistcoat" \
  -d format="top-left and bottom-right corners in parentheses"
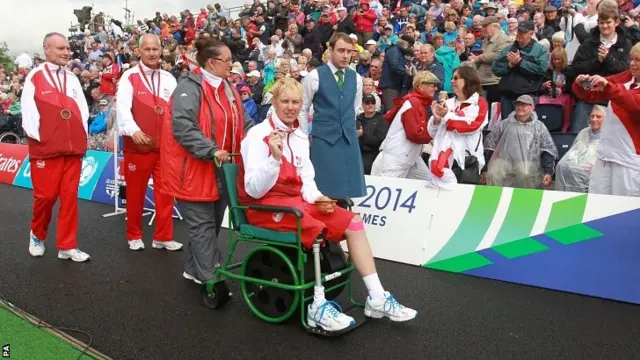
top-left (299, 32), bottom-right (366, 199)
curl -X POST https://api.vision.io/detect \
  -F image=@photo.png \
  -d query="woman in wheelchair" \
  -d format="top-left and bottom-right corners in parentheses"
top-left (237, 77), bottom-right (417, 332)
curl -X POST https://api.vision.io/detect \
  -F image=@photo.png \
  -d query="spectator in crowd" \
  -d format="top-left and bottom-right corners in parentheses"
top-left (468, 16), bottom-right (511, 106)
top-left (572, 42), bottom-right (640, 196)
top-left (357, 93), bottom-right (388, 174)
top-left (358, 77), bottom-right (381, 113)
top-left (239, 85), bottom-right (259, 123)
top-left (379, 36), bottom-right (413, 111)
top-left (570, 5), bottom-right (632, 132)
top-left (492, 20), bottom-right (549, 119)
top-left (555, 105), bottom-right (604, 193)
top-left (538, 47), bottom-right (573, 131)
top-left (99, 53), bottom-right (120, 98)
top-left (483, 95), bottom-right (558, 188)
top-left (428, 66), bottom-right (488, 187)
top-left (371, 71), bottom-right (438, 179)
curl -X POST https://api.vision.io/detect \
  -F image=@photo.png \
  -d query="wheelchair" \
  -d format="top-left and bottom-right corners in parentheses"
top-left (200, 157), bottom-right (368, 336)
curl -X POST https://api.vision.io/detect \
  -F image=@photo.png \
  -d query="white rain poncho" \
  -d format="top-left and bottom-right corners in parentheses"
top-left (485, 111), bottom-right (559, 189)
top-left (555, 127), bottom-right (601, 193)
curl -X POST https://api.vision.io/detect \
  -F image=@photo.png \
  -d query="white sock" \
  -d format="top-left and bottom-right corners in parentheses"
top-left (312, 285), bottom-right (326, 308)
top-left (363, 273), bottom-right (385, 300)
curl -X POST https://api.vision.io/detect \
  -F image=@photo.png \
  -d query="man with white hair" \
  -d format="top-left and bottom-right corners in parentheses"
top-left (21, 32), bottom-right (91, 262)
top-left (116, 34), bottom-right (182, 251)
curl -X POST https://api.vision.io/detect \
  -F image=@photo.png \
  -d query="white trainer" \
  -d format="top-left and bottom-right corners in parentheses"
top-left (182, 272), bottom-right (202, 284)
top-left (152, 240), bottom-right (183, 251)
top-left (307, 300), bottom-right (355, 332)
top-left (29, 231), bottom-right (45, 257)
top-left (364, 291), bottom-right (417, 322)
top-left (58, 249), bottom-right (91, 262)
top-left (128, 239), bottom-right (145, 251)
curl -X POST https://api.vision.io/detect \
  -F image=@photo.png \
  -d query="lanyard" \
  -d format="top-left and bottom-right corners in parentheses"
top-left (139, 66), bottom-right (164, 114)
top-left (44, 64), bottom-right (68, 107)
top-left (139, 67), bottom-right (161, 97)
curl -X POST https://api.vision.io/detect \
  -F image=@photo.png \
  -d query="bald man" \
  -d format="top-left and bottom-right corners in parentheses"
top-left (21, 32), bottom-right (90, 262)
top-left (117, 34), bottom-right (182, 251)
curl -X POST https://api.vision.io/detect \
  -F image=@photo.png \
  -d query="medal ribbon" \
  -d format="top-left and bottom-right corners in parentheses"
top-left (139, 66), bottom-right (162, 113)
top-left (44, 64), bottom-right (68, 111)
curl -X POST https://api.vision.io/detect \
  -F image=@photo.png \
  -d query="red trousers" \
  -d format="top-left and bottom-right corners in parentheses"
top-left (246, 196), bottom-right (354, 248)
top-left (30, 155), bottom-right (81, 250)
top-left (123, 152), bottom-right (174, 242)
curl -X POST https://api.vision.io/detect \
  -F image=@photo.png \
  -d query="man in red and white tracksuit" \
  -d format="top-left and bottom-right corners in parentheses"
top-left (116, 34), bottom-right (183, 251)
top-left (21, 33), bottom-right (91, 262)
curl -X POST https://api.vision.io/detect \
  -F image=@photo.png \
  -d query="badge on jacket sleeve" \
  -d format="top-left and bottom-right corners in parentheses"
top-left (294, 156), bottom-right (303, 168)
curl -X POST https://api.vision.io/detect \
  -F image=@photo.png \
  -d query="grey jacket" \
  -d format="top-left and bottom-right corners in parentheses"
top-left (476, 31), bottom-right (512, 86)
top-left (171, 71), bottom-right (253, 161)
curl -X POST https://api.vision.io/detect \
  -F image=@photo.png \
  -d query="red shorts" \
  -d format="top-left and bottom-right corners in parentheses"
top-left (245, 196), bottom-right (355, 248)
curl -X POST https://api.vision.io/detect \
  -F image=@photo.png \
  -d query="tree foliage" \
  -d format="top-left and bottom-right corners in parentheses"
top-left (0, 42), bottom-right (14, 71)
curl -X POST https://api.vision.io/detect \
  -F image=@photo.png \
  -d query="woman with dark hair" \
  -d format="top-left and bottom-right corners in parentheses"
top-left (160, 36), bottom-right (253, 284)
top-left (428, 65), bottom-right (488, 187)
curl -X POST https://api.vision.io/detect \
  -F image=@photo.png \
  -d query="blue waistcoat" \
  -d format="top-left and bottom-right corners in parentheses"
top-left (309, 65), bottom-right (366, 198)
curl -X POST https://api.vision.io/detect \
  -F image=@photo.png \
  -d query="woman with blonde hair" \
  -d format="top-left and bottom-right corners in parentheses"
top-left (538, 47), bottom-right (573, 131)
top-left (371, 71), bottom-right (439, 179)
top-left (238, 77), bottom-right (417, 333)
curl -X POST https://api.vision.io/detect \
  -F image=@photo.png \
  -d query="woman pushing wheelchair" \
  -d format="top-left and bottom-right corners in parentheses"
top-left (236, 77), bottom-right (417, 332)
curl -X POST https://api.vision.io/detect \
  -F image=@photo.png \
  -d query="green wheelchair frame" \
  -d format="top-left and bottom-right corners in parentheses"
top-left (200, 158), bottom-right (366, 334)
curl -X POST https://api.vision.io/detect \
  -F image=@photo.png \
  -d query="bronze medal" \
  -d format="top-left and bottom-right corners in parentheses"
top-left (61, 109), bottom-right (72, 120)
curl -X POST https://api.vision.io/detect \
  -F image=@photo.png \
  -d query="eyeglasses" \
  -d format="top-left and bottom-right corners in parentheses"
top-left (364, 100), bottom-right (376, 105)
top-left (452, 76), bottom-right (462, 80)
top-left (213, 57), bottom-right (232, 63)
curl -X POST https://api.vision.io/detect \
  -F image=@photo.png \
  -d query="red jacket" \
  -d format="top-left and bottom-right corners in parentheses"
top-left (352, 2), bottom-right (378, 33)
top-left (121, 72), bottom-right (170, 154)
top-left (572, 70), bottom-right (640, 154)
top-left (100, 63), bottom-right (120, 96)
top-left (384, 90), bottom-right (434, 144)
top-left (27, 69), bottom-right (87, 160)
top-left (160, 68), bottom-right (246, 202)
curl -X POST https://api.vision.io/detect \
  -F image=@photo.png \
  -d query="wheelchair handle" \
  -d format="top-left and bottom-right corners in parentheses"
top-left (213, 152), bottom-right (241, 167)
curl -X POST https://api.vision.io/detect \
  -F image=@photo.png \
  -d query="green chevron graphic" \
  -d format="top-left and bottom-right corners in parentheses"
top-left (425, 186), bottom-right (502, 272)
top-left (424, 188), bottom-right (604, 272)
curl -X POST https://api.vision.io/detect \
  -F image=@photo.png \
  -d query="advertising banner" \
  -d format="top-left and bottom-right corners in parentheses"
top-left (13, 155), bottom-right (32, 189)
top-left (0, 144), bottom-right (28, 185)
top-left (349, 175), bottom-right (435, 266)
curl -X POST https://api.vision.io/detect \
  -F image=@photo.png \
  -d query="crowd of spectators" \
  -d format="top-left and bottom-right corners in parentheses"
top-left (4, 0), bottom-right (640, 195)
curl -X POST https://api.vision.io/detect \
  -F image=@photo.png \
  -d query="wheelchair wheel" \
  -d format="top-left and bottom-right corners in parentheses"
top-left (201, 281), bottom-right (230, 309)
top-left (240, 246), bottom-right (301, 323)
top-left (0, 132), bottom-right (20, 144)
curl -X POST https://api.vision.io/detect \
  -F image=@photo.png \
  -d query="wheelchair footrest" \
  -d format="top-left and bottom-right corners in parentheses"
top-left (306, 304), bottom-right (370, 337)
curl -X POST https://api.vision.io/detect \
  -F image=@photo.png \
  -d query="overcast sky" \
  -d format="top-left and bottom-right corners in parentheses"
top-left (2, 0), bottom-right (238, 57)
